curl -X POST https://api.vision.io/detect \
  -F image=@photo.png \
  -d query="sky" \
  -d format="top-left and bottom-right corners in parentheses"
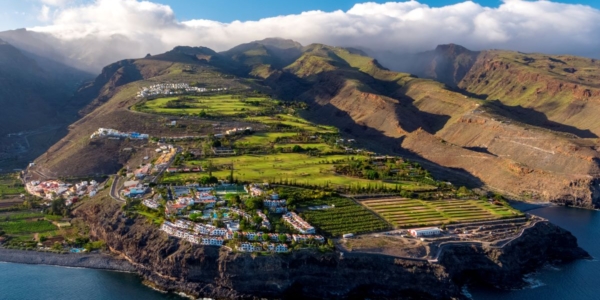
top-left (2, 0), bottom-right (600, 29)
top-left (1, 0), bottom-right (599, 72)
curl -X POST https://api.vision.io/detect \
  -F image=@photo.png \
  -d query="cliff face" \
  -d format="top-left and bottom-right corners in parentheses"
top-left (75, 197), bottom-right (589, 299)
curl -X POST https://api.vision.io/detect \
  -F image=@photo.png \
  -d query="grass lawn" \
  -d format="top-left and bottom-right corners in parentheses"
top-left (246, 114), bottom-right (337, 133)
top-left (161, 153), bottom-right (435, 191)
top-left (275, 143), bottom-right (337, 153)
top-left (135, 95), bottom-right (276, 117)
top-left (299, 197), bottom-right (390, 237)
top-left (235, 132), bottom-right (300, 147)
top-left (361, 198), bottom-right (523, 228)
top-left (136, 210), bottom-right (164, 225)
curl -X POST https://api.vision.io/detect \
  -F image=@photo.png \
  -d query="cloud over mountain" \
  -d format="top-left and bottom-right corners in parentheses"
top-left (28, 0), bottom-right (600, 72)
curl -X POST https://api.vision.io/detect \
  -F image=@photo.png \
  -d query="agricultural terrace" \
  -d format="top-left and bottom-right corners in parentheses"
top-left (161, 153), bottom-right (436, 192)
top-left (0, 211), bottom-right (59, 249)
top-left (0, 173), bottom-right (25, 198)
top-left (361, 198), bottom-right (523, 228)
top-left (246, 114), bottom-right (337, 133)
top-left (299, 197), bottom-right (389, 237)
top-left (133, 94), bottom-right (279, 117)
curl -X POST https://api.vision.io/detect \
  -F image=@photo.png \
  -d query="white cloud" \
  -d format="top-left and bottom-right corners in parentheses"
top-left (40, 0), bottom-right (73, 7)
top-left (38, 5), bottom-right (51, 22)
top-left (26, 0), bottom-right (600, 72)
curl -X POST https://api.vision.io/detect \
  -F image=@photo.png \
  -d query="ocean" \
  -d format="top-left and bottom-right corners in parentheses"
top-left (0, 263), bottom-right (182, 300)
top-left (470, 206), bottom-right (600, 300)
top-left (0, 206), bottom-right (598, 300)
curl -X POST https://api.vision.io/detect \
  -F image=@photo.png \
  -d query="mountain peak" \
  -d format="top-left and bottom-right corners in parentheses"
top-left (434, 44), bottom-right (473, 56)
top-left (169, 46), bottom-right (217, 56)
top-left (254, 37), bottom-right (302, 49)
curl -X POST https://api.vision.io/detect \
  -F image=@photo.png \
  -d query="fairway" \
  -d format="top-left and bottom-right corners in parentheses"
top-left (134, 95), bottom-right (277, 116)
top-left (235, 132), bottom-right (300, 147)
top-left (361, 197), bottom-right (523, 228)
top-left (161, 153), bottom-right (436, 191)
top-left (246, 114), bottom-right (337, 133)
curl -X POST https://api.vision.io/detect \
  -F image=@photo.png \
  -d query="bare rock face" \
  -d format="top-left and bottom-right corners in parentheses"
top-left (74, 198), bottom-right (589, 299)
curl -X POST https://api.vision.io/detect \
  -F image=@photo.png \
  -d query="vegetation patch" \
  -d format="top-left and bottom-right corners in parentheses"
top-left (361, 198), bottom-right (523, 228)
top-left (133, 94), bottom-right (279, 117)
top-left (299, 197), bottom-right (389, 237)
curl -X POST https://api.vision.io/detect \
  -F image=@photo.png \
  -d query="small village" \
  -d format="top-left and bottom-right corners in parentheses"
top-left (136, 83), bottom-right (228, 98)
top-left (25, 179), bottom-right (100, 206)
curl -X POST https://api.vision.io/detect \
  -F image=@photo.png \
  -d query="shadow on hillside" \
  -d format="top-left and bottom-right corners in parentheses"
top-left (482, 100), bottom-right (598, 138)
top-left (294, 68), bottom-right (452, 135)
top-left (445, 85), bottom-right (597, 138)
top-left (260, 60), bottom-right (484, 188)
top-left (302, 102), bottom-right (486, 189)
top-left (464, 147), bottom-right (496, 156)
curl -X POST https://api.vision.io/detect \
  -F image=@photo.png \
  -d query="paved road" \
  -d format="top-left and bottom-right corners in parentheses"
top-left (109, 175), bottom-right (125, 203)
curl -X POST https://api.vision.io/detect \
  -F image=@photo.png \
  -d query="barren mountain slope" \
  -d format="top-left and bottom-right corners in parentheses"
top-left (31, 50), bottom-right (248, 178)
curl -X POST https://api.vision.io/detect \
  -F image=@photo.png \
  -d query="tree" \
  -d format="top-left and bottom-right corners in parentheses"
top-left (262, 233), bottom-right (269, 241)
top-left (292, 145), bottom-right (304, 153)
top-left (245, 197), bottom-right (263, 210)
top-left (51, 242), bottom-right (63, 251)
top-left (457, 186), bottom-right (470, 196)
top-left (278, 234), bottom-right (287, 243)
top-left (233, 232), bottom-right (239, 239)
top-left (212, 140), bottom-right (222, 148)
top-left (50, 198), bottom-right (67, 216)
top-left (253, 216), bottom-right (263, 225)
top-left (199, 176), bottom-right (218, 184)
top-left (366, 170), bottom-right (380, 180)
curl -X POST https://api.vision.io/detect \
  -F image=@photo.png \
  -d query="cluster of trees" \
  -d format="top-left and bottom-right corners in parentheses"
top-left (47, 198), bottom-right (69, 217)
top-left (163, 97), bottom-right (194, 109)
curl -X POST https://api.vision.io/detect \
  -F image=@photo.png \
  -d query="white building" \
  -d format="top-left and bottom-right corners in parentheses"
top-left (409, 227), bottom-right (441, 237)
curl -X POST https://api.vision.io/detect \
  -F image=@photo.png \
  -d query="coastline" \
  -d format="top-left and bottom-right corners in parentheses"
top-left (0, 248), bottom-right (137, 273)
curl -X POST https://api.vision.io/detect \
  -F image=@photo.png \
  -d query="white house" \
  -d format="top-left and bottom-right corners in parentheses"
top-left (409, 227), bottom-right (441, 237)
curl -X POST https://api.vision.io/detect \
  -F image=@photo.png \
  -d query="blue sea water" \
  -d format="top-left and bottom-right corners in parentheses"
top-left (471, 206), bottom-right (600, 300)
top-left (0, 206), bottom-right (598, 300)
top-left (0, 263), bottom-right (181, 300)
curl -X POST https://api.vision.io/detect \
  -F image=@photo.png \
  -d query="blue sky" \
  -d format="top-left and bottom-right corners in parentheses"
top-left (163, 0), bottom-right (599, 22)
top-left (1, 0), bottom-right (599, 31)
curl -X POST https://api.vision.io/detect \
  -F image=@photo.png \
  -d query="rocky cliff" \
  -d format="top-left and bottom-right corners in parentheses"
top-left (74, 196), bottom-right (589, 299)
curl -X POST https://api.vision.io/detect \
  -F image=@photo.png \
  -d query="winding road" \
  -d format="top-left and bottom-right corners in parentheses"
top-left (109, 175), bottom-right (125, 203)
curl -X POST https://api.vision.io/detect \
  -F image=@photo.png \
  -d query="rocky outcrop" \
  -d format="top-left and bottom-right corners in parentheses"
top-left (74, 197), bottom-right (589, 299)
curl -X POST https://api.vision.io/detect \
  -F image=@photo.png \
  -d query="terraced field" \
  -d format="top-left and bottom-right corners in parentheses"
top-left (361, 198), bottom-right (523, 228)
top-left (300, 197), bottom-right (390, 236)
